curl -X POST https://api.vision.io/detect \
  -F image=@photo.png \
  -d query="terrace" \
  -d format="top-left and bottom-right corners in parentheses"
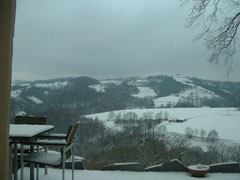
top-left (16, 168), bottom-right (240, 180)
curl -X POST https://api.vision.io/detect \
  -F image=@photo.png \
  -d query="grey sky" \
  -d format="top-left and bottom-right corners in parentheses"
top-left (12, 0), bottom-right (240, 81)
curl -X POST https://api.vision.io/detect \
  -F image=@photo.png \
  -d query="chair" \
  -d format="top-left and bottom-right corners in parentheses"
top-left (14, 115), bottom-right (47, 153)
top-left (23, 122), bottom-right (80, 180)
top-left (10, 115), bottom-right (48, 180)
top-left (14, 115), bottom-right (47, 125)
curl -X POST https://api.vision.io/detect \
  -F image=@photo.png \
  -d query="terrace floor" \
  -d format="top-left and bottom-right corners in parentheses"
top-left (18, 167), bottom-right (240, 180)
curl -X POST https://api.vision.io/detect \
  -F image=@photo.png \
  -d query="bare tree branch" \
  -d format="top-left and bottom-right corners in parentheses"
top-left (181, 0), bottom-right (240, 73)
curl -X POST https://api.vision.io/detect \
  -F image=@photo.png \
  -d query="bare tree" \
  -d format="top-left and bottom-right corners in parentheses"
top-left (108, 111), bottom-right (116, 121)
top-left (194, 128), bottom-right (199, 136)
top-left (185, 127), bottom-right (194, 138)
top-left (158, 125), bottom-right (167, 138)
top-left (182, 0), bottom-right (240, 73)
top-left (229, 144), bottom-right (240, 162)
top-left (155, 111), bottom-right (163, 123)
top-left (164, 111), bottom-right (169, 120)
top-left (200, 129), bottom-right (206, 140)
top-left (123, 112), bottom-right (138, 121)
top-left (207, 129), bottom-right (219, 142)
top-left (169, 137), bottom-right (191, 161)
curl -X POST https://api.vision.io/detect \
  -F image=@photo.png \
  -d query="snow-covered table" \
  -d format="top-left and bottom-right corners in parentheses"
top-left (9, 124), bottom-right (54, 180)
top-left (10, 124), bottom-right (54, 138)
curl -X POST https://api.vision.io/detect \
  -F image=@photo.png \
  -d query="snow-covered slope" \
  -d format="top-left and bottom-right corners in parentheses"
top-left (34, 81), bottom-right (68, 89)
top-left (10, 74), bottom-right (240, 118)
top-left (132, 87), bottom-right (157, 98)
top-left (152, 75), bottom-right (220, 107)
top-left (11, 89), bottom-right (22, 98)
top-left (154, 95), bottom-right (180, 107)
top-left (86, 108), bottom-right (240, 142)
top-left (27, 96), bottom-right (43, 104)
top-left (95, 75), bottom-right (221, 107)
top-left (14, 81), bottom-right (69, 90)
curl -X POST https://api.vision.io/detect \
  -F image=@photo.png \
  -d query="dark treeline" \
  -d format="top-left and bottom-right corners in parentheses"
top-left (71, 116), bottom-right (240, 168)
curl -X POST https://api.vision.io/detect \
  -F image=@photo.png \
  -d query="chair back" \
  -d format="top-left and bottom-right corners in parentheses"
top-left (62, 122), bottom-right (79, 159)
top-left (14, 115), bottom-right (47, 125)
top-left (66, 122), bottom-right (79, 146)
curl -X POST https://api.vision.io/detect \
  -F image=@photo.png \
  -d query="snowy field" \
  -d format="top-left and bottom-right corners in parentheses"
top-left (132, 87), bottom-right (157, 98)
top-left (19, 168), bottom-right (240, 180)
top-left (86, 108), bottom-right (240, 142)
top-left (153, 88), bottom-right (218, 107)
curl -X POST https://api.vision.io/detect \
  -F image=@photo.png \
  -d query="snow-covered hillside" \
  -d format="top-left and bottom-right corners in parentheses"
top-left (10, 75), bottom-right (240, 120)
top-left (93, 75), bottom-right (221, 107)
top-left (86, 108), bottom-right (240, 142)
top-left (13, 80), bottom-right (69, 90)
top-left (152, 75), bottom-right (219, 107)
top-left (27, 96), bottom-right (43, 104)
top-left (132, 87), bottom-right (157, 98)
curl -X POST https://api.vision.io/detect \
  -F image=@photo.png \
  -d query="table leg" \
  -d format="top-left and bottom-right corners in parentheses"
top-left (44, 147), bottom-right (48, 175)
top-left (21, 144), bottom-right (24, 180)
top-left (72, 145), bottom-right (74, 180)
top-left (30, 145), bottom-right (34, 180)
top-left (9, 143), bottom-right (12, 180)
top-left (13, 141), bottom-right (17, 180)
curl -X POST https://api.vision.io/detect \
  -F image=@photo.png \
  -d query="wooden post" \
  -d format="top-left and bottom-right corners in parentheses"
top-left (0, 0), bottom-right (16, 179)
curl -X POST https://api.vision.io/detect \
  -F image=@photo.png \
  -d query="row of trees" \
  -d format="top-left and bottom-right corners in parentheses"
top-left (107, 111), bottom-right (169, 138)
top-left (108, 111), bottom-right (169, 122)
top-left (81, 134), bottom-right (240, 167)
top-left (72, 116), bottom-right (239, 168)
top-left (185, 127), bottom-right (219, 142)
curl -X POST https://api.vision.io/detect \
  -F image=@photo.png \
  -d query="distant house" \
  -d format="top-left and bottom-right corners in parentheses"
top-left (168, 119), bottom-right (187, 123)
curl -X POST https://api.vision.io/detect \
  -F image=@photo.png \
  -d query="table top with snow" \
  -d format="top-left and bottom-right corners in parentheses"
top-left (10, 124), bottom-right (54, 138)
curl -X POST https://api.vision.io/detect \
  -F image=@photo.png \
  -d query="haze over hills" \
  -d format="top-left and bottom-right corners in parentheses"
top-left (11, 74), bottom-right (240, 119)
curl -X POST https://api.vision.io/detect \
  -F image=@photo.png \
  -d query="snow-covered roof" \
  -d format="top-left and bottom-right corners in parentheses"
top-left (209, 162), bottom-right (239, 166)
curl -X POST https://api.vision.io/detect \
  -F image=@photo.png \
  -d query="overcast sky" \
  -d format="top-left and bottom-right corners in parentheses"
top-left (12, 0), bottom-right (240, 81)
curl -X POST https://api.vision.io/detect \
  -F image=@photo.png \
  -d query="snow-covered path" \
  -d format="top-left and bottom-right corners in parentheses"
top-left (20, 168), bottom-right (240, 180)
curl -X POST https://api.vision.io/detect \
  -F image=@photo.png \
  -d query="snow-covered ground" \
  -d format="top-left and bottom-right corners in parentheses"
top-left (89, 84), bottom-right (105, 93)
top-left (11, 89), bottom-right (22, 98)
top-left (34, 81), bottom-right (68, 89)
top-left (153, 87), bottom-right (218, 107)
top-left (86, 108), bottom-right (240, 142)
top-left (154, 95), bottom-right (180, 107)
top-left (98, 75), bottom-right (219, 108)
top-left (179, 88), bottom-right (217, 99)
top-left (12, 81), bottom-right (68, 90)
top-left (101, 79), bottom-right (121, 85)
top-left (161, 108), bottom-right (240, 142)
top-left (15, 111), bottom-right (26, 116)
top-left (148, 75), bottom-right (217, 107)
top-left (19, 168), bottom-right (240, 180)
top-left (132, 87), bottom-right (157, 98)
top-left (27, 96), bottom-right (43, 104)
